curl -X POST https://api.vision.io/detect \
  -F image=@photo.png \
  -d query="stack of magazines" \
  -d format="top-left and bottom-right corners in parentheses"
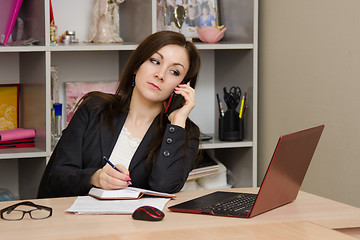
top-left (187, 151), bottom-right (223, 181)
top-left (0, 128), bottom-right (35, 149)
top-left (184, 150), bottom-right (229, 190)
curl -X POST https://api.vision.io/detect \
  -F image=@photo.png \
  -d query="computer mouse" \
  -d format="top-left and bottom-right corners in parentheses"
top-left (132, 206), bottom-right (165, 221)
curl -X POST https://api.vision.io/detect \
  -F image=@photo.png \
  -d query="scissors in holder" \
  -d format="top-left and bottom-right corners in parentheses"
top-left (223, 86), bottom-right (241, 110)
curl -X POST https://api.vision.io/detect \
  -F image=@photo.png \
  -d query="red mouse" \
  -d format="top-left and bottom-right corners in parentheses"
top-left (132, 206), bottom-right (165, 221)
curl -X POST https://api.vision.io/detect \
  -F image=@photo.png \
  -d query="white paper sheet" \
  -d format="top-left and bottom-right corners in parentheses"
top-left (66, 196), bottom-right (171, 215)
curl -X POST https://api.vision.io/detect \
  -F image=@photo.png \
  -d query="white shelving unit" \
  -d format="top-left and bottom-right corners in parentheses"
top-left (0, 0), bottom-right (258, 199)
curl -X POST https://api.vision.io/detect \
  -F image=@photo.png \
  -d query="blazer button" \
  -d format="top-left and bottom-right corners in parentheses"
top-left (169, 127), bottom-right (175, 133)
top-left (163, 150), bottom-right (170, 157)
top-left (166, 138), bottom-right (173, 144)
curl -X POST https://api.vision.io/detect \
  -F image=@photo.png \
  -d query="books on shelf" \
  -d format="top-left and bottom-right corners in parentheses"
top-left (0, 128), bottom-right (35, 149)
top-left (183, 150), bottom-right (229, 191)
top-left (187, 150), bottom-right (224, 181)
top-left (0, 128), bottom-right (35, 141)
top-left (88, 187), bottom-right (175, 200)
top-left (0, 138), bottom-right (34, 149)
top-left (0, 0), bottom-right (23, 46)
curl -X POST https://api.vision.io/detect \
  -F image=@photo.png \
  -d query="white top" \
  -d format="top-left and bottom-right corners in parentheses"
top-left (108, 127), bottom-right (141, 169)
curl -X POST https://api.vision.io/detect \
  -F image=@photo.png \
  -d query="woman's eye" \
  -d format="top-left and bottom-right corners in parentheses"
top-left (150, 58), bottom-right (160, 65)
top-left (171, 70), bottom-right (180, 76)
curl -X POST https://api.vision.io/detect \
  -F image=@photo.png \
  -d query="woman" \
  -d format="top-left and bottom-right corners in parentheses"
top-left (191, 0), bottom-right (201, 19)
top-left (199, 4), bottom-right (215, 27)
top-left (38, 31), bottom-right (201, 198)
top-left (185, 6), bottom-right (200, 27)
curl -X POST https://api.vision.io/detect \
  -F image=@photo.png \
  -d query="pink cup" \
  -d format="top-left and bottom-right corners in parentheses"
top-left (196, 26), bottom-right (227, 43)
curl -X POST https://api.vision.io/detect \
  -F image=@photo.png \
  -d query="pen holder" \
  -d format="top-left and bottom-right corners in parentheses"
top-left (219, 109), bottom-right (244, 141)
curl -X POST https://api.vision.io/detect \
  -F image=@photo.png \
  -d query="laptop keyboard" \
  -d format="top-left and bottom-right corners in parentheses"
top-left (201, 193), bottom-right (257, 215)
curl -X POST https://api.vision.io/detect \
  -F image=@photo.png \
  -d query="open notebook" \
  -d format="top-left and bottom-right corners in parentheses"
top-left (88, 187), bottom-right (175, 200)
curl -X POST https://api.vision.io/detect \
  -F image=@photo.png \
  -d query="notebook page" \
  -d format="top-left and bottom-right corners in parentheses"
top-left (66, 196), bottom-right (171, 215)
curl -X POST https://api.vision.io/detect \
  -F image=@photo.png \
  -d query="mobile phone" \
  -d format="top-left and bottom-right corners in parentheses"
top-left (164, 79), bottom-right (191, 116)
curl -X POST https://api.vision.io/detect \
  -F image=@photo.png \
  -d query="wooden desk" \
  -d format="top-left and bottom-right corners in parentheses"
top-left (52, 221), bottom-right (358, 240)
top-left (0, 188), bottom-right (359, 240)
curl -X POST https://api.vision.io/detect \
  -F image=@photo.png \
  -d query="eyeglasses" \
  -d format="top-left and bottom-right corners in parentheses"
top-left (1, 201), bottom-right (52, 221)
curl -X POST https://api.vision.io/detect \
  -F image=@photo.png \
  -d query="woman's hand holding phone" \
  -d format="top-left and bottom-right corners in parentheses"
top-left (167, 81), bottom-right (195, 128)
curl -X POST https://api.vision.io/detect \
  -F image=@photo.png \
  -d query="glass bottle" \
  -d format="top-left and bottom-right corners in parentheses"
top-left (51, 103), bottom-right (62, 147)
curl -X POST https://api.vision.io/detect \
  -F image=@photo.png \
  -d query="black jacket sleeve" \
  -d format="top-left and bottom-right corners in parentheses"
top-left (148, 122), bottom-right (200, 193)
top-left (38, 100), bottom-right (106, 198)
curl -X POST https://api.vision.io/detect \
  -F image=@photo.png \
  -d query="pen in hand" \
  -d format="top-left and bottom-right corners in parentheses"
top-left (103, 156), bottom-right (132, 186)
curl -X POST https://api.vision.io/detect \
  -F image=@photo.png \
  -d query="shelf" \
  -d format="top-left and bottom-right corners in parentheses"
top-left (195, 43), bottom-right (254, 50)
top-left (200, 140), bottom-right (253, 150)
top-left (0, 148), bottom-right (48, 160)
top-left (47, 42), bottom-right (253, 52)
top-left (49, 42), bottom-right (139, 52)
top-left (0, 46), bottom-right (46, 53)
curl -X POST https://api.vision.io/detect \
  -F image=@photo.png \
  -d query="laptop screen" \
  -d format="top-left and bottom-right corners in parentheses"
top-left (250, 125), bottom-right (324, 217)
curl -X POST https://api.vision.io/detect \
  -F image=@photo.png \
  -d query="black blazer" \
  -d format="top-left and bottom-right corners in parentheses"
top-left (38, 98), bottom-right (200, 198)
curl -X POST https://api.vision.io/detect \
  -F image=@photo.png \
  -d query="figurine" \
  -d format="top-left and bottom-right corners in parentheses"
top-left (87, 0), bottom-right (125, 43)
top-left (50, 21), bottom-right (58, 46)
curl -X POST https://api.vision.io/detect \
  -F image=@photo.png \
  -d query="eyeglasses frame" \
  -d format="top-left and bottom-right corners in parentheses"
top-left (0, 201), bottom-right (52, 221)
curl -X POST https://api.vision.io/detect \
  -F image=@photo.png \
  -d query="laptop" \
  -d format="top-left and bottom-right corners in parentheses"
top-left (169, 125), bottom-right (325, 218)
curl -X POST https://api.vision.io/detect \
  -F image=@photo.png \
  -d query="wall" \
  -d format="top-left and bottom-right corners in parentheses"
top-left (258, 0), bottom-right (360, 207)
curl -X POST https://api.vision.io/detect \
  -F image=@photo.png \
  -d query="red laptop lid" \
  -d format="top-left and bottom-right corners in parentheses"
top-left (250, 125), bottom-right (324, 217)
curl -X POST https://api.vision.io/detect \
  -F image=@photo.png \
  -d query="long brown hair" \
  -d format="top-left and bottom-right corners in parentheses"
top-left (79, 31), bottom-right (201, 165)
